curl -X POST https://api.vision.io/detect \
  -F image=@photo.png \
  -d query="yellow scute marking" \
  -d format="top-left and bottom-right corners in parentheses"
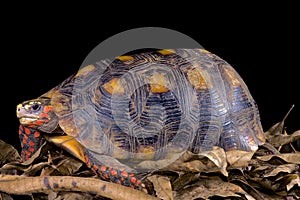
top-left (51, 92), bottom-right (70, 115)
top-left (41, 87), bottom-right (58, 98)
top-left (149, 73), bottom-right (169, 93)
top-left (137, 146), bottom-right (156, 160)
top-left (199, 49), bottom-right (212, 54)
top-left (116, 55), bottom-right (134, 61)
top-left (187, 68), bottom-right (209, 90)
top-left (75, 65), bottom-right (95, 77)
top-left (102, 78), bottom-right (125, 95)
top-left (29, 101), bottom-right (41, 105)
top-left (157, 49), bottom-right (176, 55)
top-left (224, 67), bottom-right (240, 86)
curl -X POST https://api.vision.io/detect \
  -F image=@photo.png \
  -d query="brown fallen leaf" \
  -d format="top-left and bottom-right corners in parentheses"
top-left (264, 105), bottom-right (294, 137)
top-left (41, 155), bottom-right (83, 176)
top-left (256, 153), bottom-right (300, 164)
top-left (2, 123), bottom-right (299, 199)
top-left (264, 105), bottom-right (300, 149)
top-left (263, 164), bottom-right (299, 177)
top-left (286, 174), bottom-right (300, 191)
top-left (147, 175), bottom-right (173, 200)
top-left (0, 142), bottom-right (53, 177)
top-left (171, 172), bottom-right (200, 191)
top-left (0, 140), bottom-right (21, 166)
top-left (272, 174), bottom-right (299, 196)
top-left (48, 190), bottom-right (95, 200)
top-left (245, 165), bottom-right (299, 198)
top-left (0, 192), bottom-right (14, 200)
top-left (228, 169), bottom-right (266, 200)
top-left (198, 146), bottom-right (228, 176)
top-left (267, 130), bottom-right (300, 148)
top-left (226, 150), bottom-right (255, 168)
top-left (163, 146), bottom-right (228, 177)
top-left (174, 176), bottom-right (251, 200)
top-left (252, 165), bottom-right (270, 172)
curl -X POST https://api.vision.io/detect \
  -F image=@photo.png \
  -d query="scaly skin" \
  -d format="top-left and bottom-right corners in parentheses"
top-left (18, 125), bottom-right (44, 161)
top-left (83, 148), bottom-right (141, 189)
top-left (16, 99), bottom-right (142, 189)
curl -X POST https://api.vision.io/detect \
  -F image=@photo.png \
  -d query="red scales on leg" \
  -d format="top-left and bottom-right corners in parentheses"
top-left (18, 122), bottom-right (143, 189)
top-left (18, 122), bottom-right (143, 190)
top-left (82, 148), bottom-right (142, 189)
top-left (16, 49), bottom-right (266, 193)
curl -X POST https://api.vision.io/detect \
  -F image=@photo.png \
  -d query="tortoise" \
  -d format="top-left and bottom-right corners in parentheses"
top-left (16, 48), bottom-right (266, 189)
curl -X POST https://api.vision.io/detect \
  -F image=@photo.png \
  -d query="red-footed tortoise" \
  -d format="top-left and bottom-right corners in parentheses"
top-left (16, 48), bottom-right (265, 189)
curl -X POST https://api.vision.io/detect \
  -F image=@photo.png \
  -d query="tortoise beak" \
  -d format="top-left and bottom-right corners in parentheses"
top-left (16, 104), bottom-right (24, 118)
top-left (16, 104), bottom-right (38, 121)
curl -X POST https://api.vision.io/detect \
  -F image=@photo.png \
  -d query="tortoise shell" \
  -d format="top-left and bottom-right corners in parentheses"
top-left (21, 48), bottom-right (265, 172)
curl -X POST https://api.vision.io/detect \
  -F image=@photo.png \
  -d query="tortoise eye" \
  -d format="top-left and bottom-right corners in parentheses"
top-left (31, 103), bottom-right (41, 111)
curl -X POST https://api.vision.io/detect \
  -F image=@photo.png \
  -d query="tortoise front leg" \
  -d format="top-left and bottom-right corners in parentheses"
top-left (18, 125), bottom-right (45, 161)
top-left (47, 135), bottom-right (143, 189)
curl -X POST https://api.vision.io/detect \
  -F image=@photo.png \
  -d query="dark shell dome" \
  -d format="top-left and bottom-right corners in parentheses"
top-left (43, 48), bottom-right (265, 172)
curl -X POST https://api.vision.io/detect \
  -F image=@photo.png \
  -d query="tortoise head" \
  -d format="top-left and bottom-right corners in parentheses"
top-left (16, 97), bottom-right (59, 133)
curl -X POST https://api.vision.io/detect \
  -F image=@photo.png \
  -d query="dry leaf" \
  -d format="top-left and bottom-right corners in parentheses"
top-left (226, 150), bottom-right (254, 168)
top-left (162, 146), bottom-right (228, 177)
top-left (264, 164), bottom-right (299, 177)
top-left (245, 173), bottom-right (299, 198)
top-left (252, 165), bottom-right (270, 172)
top-left (286, 174), bottom-right (300, 191)
top-left (229, 172), bottom-right (265, 200)
top-left (264, 105), bottom-right (294, 137)
top-left (244, 194), bottom-right (256, 200)
top-left (272, 174), bottom-right (299, 196)
top-left (0, 142), bottom-right (53, 177)
top-left (0, 192), bottom-right (13, 200)
top-left (42, 156), bottom-right (83, 176)
top-left (147, 175), bottom-right (173, 200)
top-left (198, 146), bottom-right (228, 176)
top-left (0, 159), bottom-right (50, 176)
top-left (172, 172), bottom-right (200, 191)
top-left (266, 130), bottom-right (300, 148)
top-left (174, 176), bottom-right (250, 200)
top-left (0, 140), bottom-right (21, 165)
top-left (48, 191), bottom-right (95, 200)
top-left (2, 111), bottom-right (299, 199)
top-left (256, 153), bottom-right (300, 164)
top-left (264, 106), bottom-right (300, 148)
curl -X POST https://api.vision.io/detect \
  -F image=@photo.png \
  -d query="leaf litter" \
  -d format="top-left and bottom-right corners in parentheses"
top-left (0, 107), bottom-right (299, 200)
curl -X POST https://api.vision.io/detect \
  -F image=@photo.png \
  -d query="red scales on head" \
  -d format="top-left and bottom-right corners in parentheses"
top-left (16, 99), bottom-right (54, 128)
top-left (16, 97), bottom-right (144, 189)
top-left (15, 48), bottom-right (266, 193)
top-left (16, 98), bottom-right (54, 161)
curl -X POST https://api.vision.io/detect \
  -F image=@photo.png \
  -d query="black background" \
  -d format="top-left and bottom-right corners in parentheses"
top-left (2, 4), bottom-right (299, 152)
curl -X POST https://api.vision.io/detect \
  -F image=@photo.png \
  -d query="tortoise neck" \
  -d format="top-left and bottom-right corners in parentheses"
top-left (18, 124), bottom-right (45, 161)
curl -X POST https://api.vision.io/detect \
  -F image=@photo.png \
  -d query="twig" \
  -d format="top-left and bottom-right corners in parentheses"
top-left (0, 175), bottom-right (159, 200)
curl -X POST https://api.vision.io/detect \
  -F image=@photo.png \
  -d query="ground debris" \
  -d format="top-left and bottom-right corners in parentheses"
top-left (0, 122), bottom-right (299, 200)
